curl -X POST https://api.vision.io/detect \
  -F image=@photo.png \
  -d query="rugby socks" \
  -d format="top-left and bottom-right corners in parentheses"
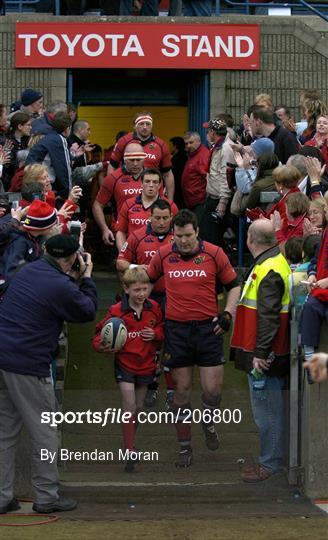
top-left (171, 402), bottom-right (192, 449)
top-left (122, 413), bottom-right (136, 451)
top-left (201, 394), bottom-right (221, 450)
top-left (201, 393), bottom-right (222, 425)
top-left (164, 366), bottom-right (175, 392)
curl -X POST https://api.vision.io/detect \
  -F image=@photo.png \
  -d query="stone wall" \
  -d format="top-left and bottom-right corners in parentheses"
top-left (210, 16), bottom-right (328, 122)
top-left (0, 16), bottom-right (67, 107)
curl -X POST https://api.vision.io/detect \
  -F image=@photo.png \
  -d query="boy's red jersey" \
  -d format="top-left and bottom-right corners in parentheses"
top-left (92, 296), bottom-right (164, 375)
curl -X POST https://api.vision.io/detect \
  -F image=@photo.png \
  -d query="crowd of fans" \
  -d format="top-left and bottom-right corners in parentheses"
top-left (1, 87), bottom-right (328, 319)
top-left (17, 0), bottom-right (213, 17)
top-left (0, 85), bottom-right (327, 486)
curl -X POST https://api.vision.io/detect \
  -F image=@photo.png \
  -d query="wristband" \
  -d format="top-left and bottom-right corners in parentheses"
top-left (129, 264), bottom-right (138, 269)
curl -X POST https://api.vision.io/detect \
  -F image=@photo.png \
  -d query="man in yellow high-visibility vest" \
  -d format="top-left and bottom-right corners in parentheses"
top-left (231, 219), bottom-right (291, 482)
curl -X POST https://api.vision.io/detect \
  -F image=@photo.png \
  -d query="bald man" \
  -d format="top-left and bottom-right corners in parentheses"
top-left (93, 142), bottom-right (146, 245)
top-left (230, 220), bottom-right (292, 482)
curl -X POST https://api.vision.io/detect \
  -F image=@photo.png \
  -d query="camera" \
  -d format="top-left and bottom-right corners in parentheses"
top-left (71, 247), bottom-right (87, 272)
top-left (69, 220), bottom-right (82, 239)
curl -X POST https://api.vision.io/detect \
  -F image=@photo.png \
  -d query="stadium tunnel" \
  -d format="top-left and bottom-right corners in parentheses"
top-left (68, 68), bottom-right (210, 149)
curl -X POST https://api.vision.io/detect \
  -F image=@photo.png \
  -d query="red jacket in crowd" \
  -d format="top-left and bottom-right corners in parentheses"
top-left (181, 144), bottom-right (210, 208)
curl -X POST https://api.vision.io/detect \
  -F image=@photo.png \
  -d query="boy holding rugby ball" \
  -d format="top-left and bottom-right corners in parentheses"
top-left (92, 267), bottom-right (164, 471)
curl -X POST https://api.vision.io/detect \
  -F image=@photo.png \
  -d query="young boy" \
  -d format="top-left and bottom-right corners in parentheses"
top-left (92, 267), bottom-right (164, 471)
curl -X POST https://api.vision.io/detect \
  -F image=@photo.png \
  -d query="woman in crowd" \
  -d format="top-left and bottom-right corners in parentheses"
top-left (2, 113), bottom-right (32, 189)
top-left (299, 99), bottom-right (328, 144)
top-left (305, 115), bottom-right (328, 172)
top-left (303, 198), bottom-right (327, 236)
top-left (21, 164), bottom-right (56, 206)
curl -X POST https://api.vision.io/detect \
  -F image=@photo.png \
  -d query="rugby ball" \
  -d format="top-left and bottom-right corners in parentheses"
top-left (100, 317), bottom-right (128, 350)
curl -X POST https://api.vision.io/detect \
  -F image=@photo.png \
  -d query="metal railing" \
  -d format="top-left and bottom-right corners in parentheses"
top-left (215, 0), bottom-right (328, 22)
top-left (2, 0), bottom-right (328, 18)
top-left (3, 0), bottom-right (60, 15)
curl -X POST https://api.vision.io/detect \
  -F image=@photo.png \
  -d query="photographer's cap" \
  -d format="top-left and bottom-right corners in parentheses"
top-left (45, 234), bottom-right (80, 258)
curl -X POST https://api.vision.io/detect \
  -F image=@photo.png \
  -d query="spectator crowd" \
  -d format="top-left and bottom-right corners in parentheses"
top-left (0, 85), bottom-right (328, 513)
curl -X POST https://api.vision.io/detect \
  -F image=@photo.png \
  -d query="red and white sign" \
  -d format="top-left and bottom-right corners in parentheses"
top-left (15, 23), bottom-right (259, 70)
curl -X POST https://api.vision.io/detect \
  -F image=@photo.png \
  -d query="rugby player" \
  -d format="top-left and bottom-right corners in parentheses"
top-left (115, 168), bottom-right (178, 251)
top-left (147, 209), bottom-right (240, 467)
top-left (93, 142), bottom-right (146, 246)
top-left (108, 112), bottom-right (174, 200)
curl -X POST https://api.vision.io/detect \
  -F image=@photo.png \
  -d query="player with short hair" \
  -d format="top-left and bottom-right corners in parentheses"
top-left (92, 267), bottom-right (164, 472)
top-left (115, 168), bottom-right (178, 251)
top-left (147, 209), bottom-right (240, 467)
top-left (108, 112), bottom-right (174, 200)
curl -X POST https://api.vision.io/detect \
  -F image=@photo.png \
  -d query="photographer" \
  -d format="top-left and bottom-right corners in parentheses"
top-left (0, 234), bottom-right (97, 514)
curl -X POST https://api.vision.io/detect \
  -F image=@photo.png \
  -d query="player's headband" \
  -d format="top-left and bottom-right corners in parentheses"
top-left (124, 151), bottom-right (147, 159)
top-left (134, 115), bottom-right (153, 126)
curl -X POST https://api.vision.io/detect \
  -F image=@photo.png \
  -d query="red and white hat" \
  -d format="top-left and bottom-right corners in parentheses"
top-left (23, 200), bottom-right (57, 231)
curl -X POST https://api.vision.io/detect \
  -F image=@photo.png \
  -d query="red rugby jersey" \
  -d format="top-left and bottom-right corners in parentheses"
top-left (147, 240), bottom-right (237, 321)
top-left (96, 165), bottom-right (143, 213)
top-left (116, 195), bottom-right (178, 236)
top-left (110, 132), bottom-right (172, 172)
top-left (92, 296), bottom-right (164, 375)
top-left (117, 224), bottom-right (174, 292)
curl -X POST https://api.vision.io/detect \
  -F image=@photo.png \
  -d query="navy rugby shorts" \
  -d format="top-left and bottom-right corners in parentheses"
top-left (164, 318), bottom-right (225, 368)
top-left (115, 363), bottom-right (155, 385)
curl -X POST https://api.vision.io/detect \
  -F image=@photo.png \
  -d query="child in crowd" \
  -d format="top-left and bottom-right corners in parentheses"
top-left (285, 237), bottom-right (303, 271)
top-left (295, 234), bottom-right (321, 273)
top-left (271, 191), bottom-right (310, 244)
top-left (92, 267), bottom-right (164, 472)
top-left (289, 235), bottom-right (321, 316)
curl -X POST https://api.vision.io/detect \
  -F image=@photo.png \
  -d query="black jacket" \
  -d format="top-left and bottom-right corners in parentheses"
top-left (268, 125), bottom-right (299, 164)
